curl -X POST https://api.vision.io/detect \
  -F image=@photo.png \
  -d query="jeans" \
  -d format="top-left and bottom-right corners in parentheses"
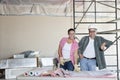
top-left (80, 57), bottom-right (96, 71)
top-left (60, 61), bottom-right (74, 71)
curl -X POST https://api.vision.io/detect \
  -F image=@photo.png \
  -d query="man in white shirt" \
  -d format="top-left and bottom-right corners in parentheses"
top-left (78, 25), bottom-right (113, 71)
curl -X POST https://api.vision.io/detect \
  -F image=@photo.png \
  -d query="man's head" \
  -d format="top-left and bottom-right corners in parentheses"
top-left (88, 25), bottom-right (97, 39)
top-left (68, 28), bottom-right (75, 39)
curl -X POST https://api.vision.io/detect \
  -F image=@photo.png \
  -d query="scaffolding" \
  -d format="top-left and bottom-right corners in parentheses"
top-left (73, 0), bottom-right (119, 80)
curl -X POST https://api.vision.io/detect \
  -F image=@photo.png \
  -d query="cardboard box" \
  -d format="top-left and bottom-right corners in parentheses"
top-left (0, 59), bottom-right (8, 69)
top-left (40, 57), bottom-right (54, 67)
top-left (5, 68), bottom-right (33, 79)
top-left (0, 58), bottom-right (37, 69)
top-left (8, 58), bottom-right (37, 68)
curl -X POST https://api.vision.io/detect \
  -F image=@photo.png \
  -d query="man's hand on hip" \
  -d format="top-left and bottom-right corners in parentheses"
top-left (101, 42), bottom-right (107, 51)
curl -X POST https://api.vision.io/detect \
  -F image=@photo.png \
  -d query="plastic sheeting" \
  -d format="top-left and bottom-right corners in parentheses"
top-left (0, 0), bottom-right (71, 5)
top-left (0, 0), bottom-right (74, 16)
top-left (0, 0), bottom-right (119, 17)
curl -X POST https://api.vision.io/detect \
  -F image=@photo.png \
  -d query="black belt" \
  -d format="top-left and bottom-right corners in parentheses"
top-left (84, 56), bottom-right (96, 60)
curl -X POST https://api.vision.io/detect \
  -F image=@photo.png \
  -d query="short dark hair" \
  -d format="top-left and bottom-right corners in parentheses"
top-left (68, 28), bottom-right (75, 34)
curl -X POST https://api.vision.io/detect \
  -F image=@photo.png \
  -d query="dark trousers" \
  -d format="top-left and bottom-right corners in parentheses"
top-left (60, 61), bottom-right (74, 71)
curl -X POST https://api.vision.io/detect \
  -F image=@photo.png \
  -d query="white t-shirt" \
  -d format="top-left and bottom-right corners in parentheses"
top-left (83, 37), bottom-right (96, 58)
top-left (62, 42), bottom-right (72, 59)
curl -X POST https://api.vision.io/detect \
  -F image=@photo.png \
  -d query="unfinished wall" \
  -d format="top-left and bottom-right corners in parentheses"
top-left (0, 16), bottom-right (73, 59)
top-left (0, 16), bottom-right (120, 70)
